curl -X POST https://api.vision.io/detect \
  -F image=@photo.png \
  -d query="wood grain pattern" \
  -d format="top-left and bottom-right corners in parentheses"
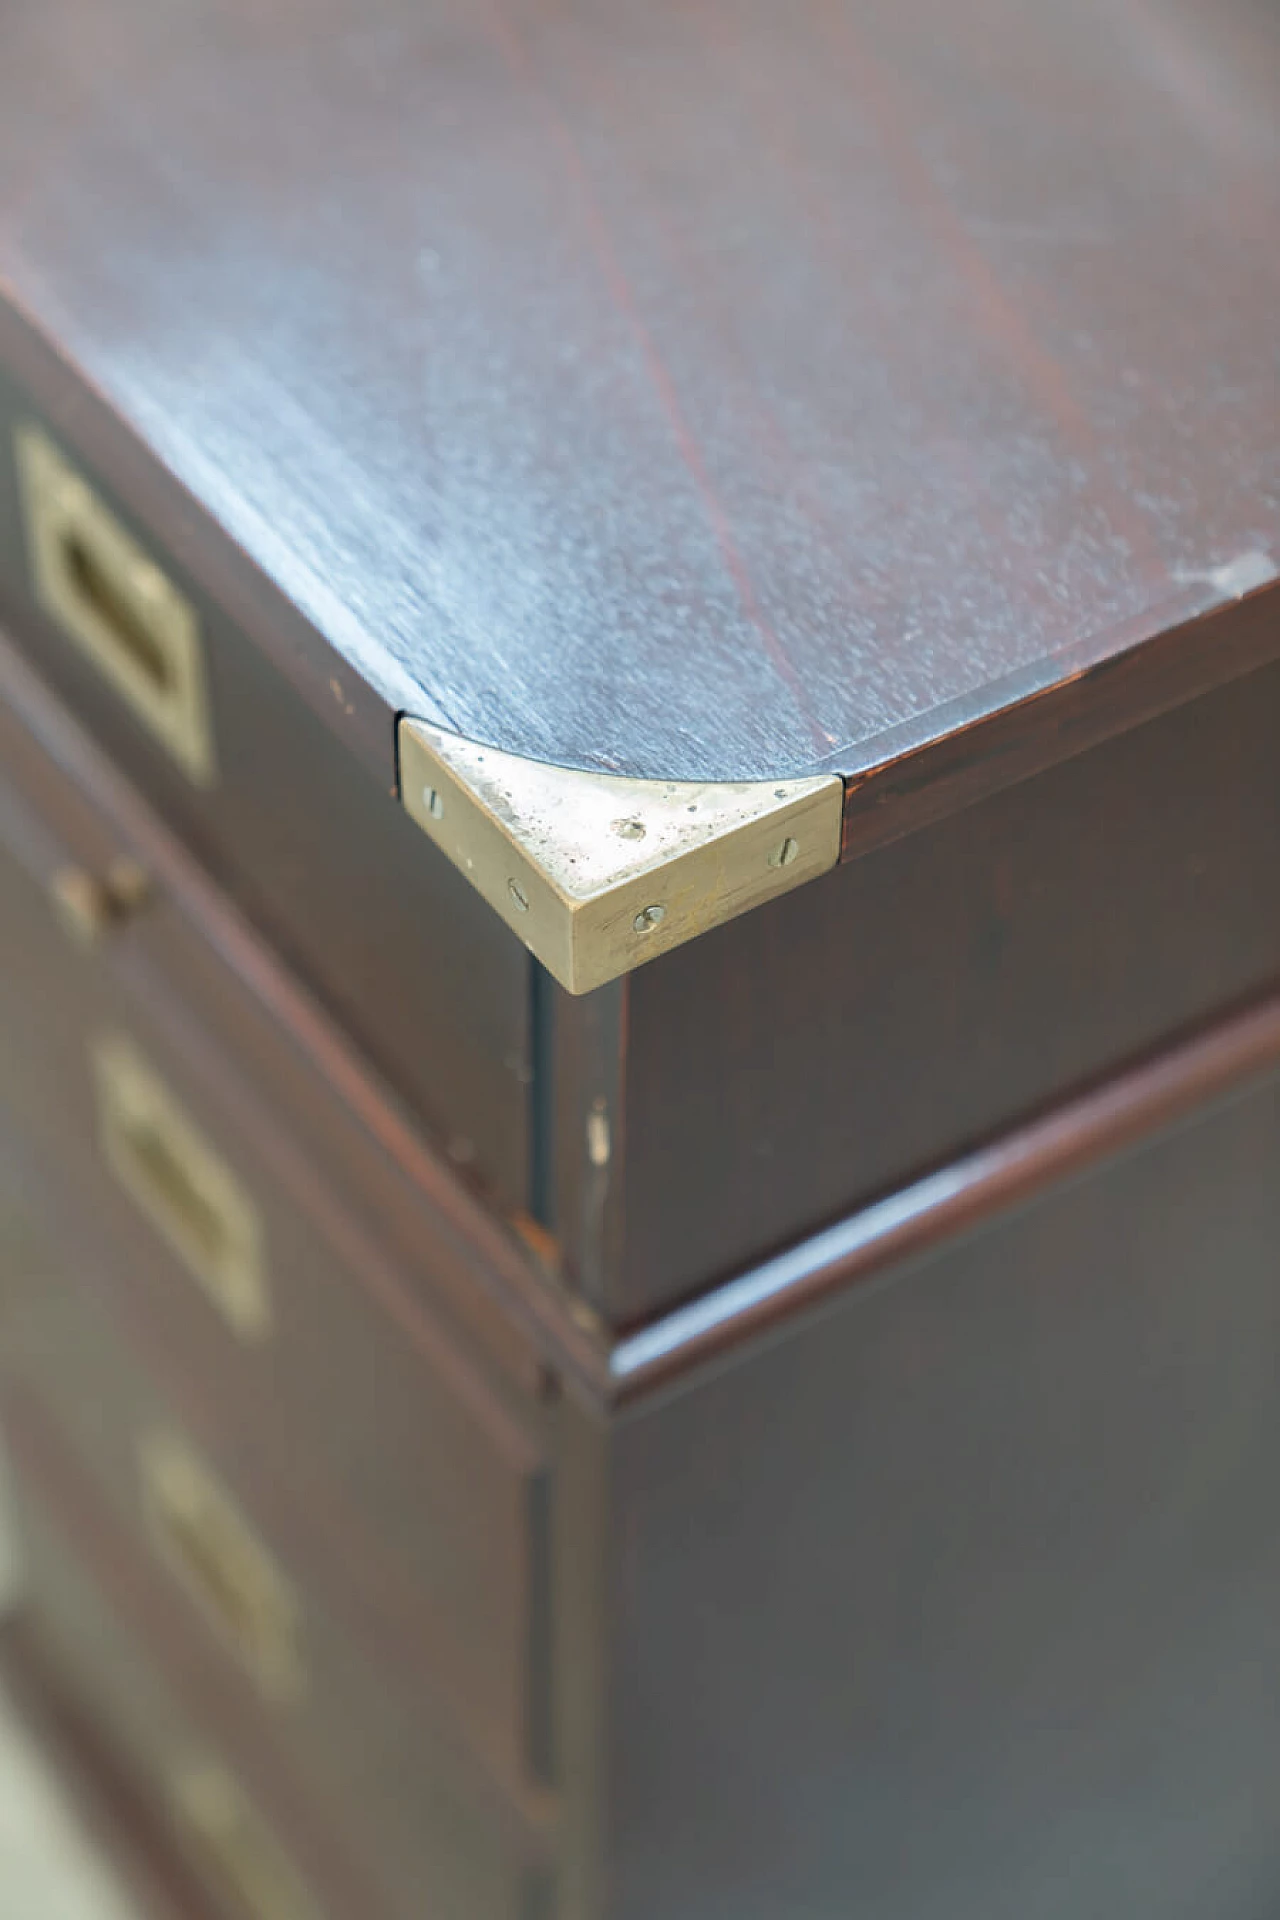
top-left (0, 618), bottom-right (607, 1402)
top-left (0, 369), bottom-right (535, 1220)
top-left (0, 719), bottom-right (563, 1815)
top-left (1, 1398), bottom-right (404, 1920)
top-left (0, 0), bottom-right (1275, 795)
top-left (612, 980), bottom-right (1280, 1398)
top-left (606, 1063), bottom-right (1280, 1919)
top-left (599, 636), bottom-right (1280, 1320)
top-left (0, 1246), bottom-right (550, 1920)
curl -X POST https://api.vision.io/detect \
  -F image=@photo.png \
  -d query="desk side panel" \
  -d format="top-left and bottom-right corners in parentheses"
top-left (606, 1069), bottom-right (1280, 1918)
top-left (616, 617), bottom-right (1280, 1317)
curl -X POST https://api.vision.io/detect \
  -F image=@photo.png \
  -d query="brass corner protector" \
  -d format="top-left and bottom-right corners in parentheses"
top-left (398, 717), bottom-right (843, 994)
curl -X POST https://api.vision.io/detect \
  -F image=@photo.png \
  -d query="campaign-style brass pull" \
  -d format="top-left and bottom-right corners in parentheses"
top-left (170, 1760), bottom-right (324, 1920)
top-left (140, 1432), bottom-right (304, 1704)
top-left (92, 1034), bottom-right (270, 1344)
top-left (15, 425), bottom-right (216, 786)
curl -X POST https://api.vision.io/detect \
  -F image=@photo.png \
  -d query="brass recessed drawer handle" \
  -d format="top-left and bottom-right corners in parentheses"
top-left (92, 1033), bottom-right (271, 1344)
top-left (170, 1759), bottom-right (325, 1920)
top-left (140, 1431), bottom-right (304, 1704)
top-left (14, 425), bottom-right (216, 786)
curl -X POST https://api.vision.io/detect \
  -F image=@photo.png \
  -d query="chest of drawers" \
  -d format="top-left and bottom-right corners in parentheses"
top-left (0, 1), bottom-right (1278, 1915)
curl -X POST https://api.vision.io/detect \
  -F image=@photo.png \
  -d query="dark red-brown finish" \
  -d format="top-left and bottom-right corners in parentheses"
top-left (0, 667), bottom-right (568, 1814)
top-left (0, 1157), bottom-right (551, 1920)
top-left (610, 980), bottom-right (1280, 1399)
top-left (3, 1), bottom-right (1280, 1324)
top-left (606, 1062), bottom-right (1280, 1920)
top-left (0, 0), bottom-right (1277, 789)
top-left (587, 606), bottom-right (1280, 1319)
top-left (0, 360), bottom-right (534, 1220)
top-left (0, 1150), bottom-right (400, 1920)
top-left (2, 8), bottom-right (1280, 1916)
top-left (0, 621), bottom-right (604, 1399)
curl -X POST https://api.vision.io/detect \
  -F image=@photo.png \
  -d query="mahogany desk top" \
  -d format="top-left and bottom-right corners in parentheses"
top-left (0, 0), bottom-right (1276, 798)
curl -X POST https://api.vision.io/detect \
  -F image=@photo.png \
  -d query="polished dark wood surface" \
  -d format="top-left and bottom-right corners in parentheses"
top-left (0, 1148), bottom-right (407, 1919)
top-left (606, 1064), bottom-right (1280, 1920)
top-left (1, 0), bottom-right (1276, 792)
top-left (13, 964), bottom-right (1280, 1916)
top-left (0, 365), bottom-right (536, 1217)
top-left (11, 695), bottom-right (1280, 1917)
top-left (0, 619), bottom-right (604, 1399)
top-left (0, 1142), bottom-right (552, 1920)
top-left (3, 0), bottom-right (1280, 1323)
top-left (2, 9), bottom-right (1280, 1910)
top-left (0, 666), bottom-right (565, 1818)
top-left (571, 624), bottom-right (1280, 1320)
top-left (611, 977), bottom-right (1280, 1399)
top-left (3, 1403), bottom-right (410, 1920)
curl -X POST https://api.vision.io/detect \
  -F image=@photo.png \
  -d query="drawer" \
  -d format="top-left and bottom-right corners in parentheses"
top-left (0, 376), bottom-right (531, 1216)
top-left (0, 649), bottom-right (555, 1798)
top-left (5, 1478), bottom-right (348, 1920)
top-left (0, 621), bottom-right (543, 1401)
top-left (0, 1173), bottom-right (552, 1920)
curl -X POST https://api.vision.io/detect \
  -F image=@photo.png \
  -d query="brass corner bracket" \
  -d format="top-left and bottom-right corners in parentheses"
top-left (398, 718), bottom-right (843, 994)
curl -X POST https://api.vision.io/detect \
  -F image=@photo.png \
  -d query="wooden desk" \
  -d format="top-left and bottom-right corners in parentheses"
top-left (0, 2), bottom-right (1277, 1914)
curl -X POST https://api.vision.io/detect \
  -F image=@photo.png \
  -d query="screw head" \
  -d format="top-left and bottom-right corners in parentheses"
top-left (633, 904), bottom-right (666, 933)
top-left (422, 786), bottom-right (445, 820)
top-left (613, 818), bottom-right (646, 841)
top-left (508, 879), bottom-right (530, 913)
top-left (769, 836), bottom-right (800, 868)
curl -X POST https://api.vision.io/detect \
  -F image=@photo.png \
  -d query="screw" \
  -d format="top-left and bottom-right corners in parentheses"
top-left (769, 837), bottom-right (799, 868)
top-left (508, 879), bottom-right (530, 913)
top-left (423, 786), bottom-right (445, 820)
top-left (613, 818), bottom-right (646, 840)
top-left (633, 904), bottom-right (666, 933)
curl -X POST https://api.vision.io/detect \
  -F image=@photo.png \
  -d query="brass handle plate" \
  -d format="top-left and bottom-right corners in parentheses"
top-left (140, 1431), bottom-right (304, 1704)
top-left (92, 1033), bottom-right (270, 1344)
top-left (14, 425), bottom-right (216, 786)
top-left (170, 1759), bottom-right (324, 1920)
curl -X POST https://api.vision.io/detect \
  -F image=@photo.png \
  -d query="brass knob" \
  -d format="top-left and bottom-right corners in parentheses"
top-left (49, 858), bottom-right (152, 947)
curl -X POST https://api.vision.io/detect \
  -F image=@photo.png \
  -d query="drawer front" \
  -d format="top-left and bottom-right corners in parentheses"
top-left (0, 365), bottom-right (531, 1216)
top-left (11, 1478), bottom-right (340, 1920)
top-left (0, 1171), bottom-right (550, 1920)
top-left (0, 621), bottom-right (543, 1402)
top-left (0, 667), bottom-right (554, 1798)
